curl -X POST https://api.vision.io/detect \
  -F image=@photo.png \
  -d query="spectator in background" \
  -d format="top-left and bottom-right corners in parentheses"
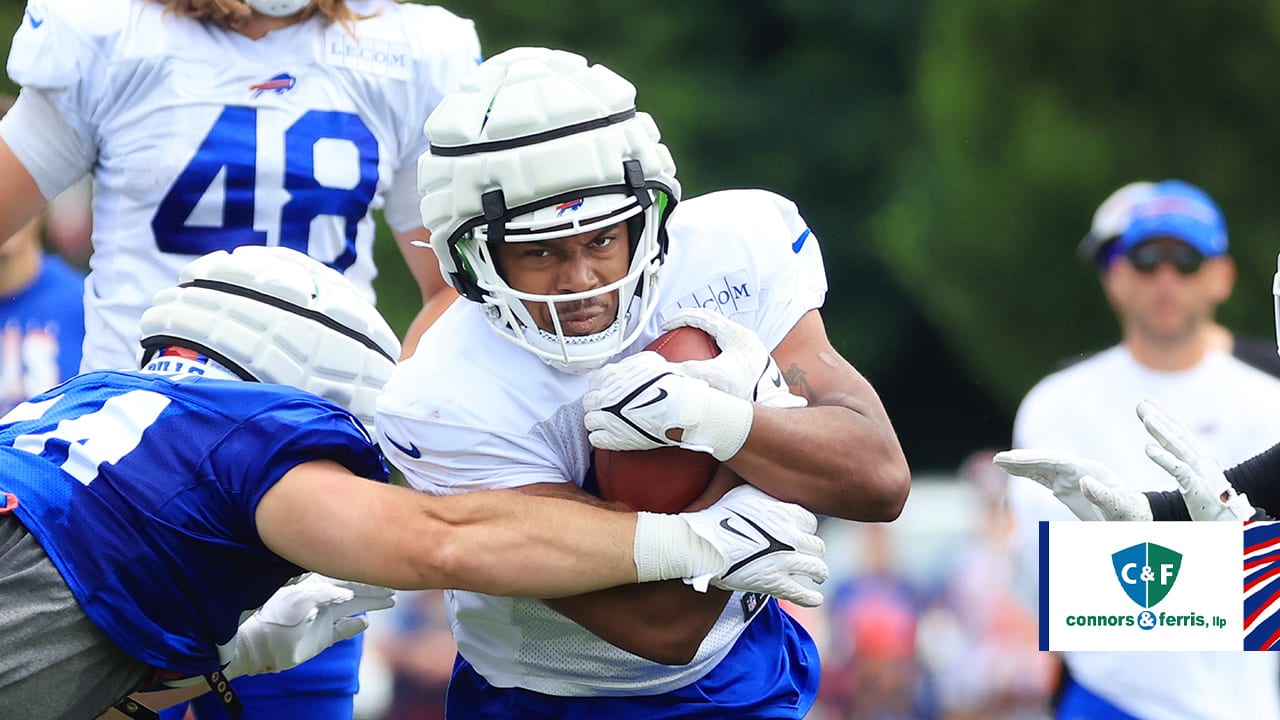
top-left (1005, 179), bottom-right (1280, 719)
top-left (819, 523), bottom-right (928, 720)
top-left (0, 95), bottom-right (84, 413)
top-left (917, 450), bottom-right (1057, 720)
top-left (364, 590), bottom-right (456, 720)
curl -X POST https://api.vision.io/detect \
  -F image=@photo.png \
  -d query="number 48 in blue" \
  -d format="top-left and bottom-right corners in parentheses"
top-left (151, 106), bottom-right (378, 272)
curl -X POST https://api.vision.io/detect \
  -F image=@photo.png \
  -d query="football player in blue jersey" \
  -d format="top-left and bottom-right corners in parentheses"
top-left (0, 246), bottom-right (829, 720)
top-left (379, 48), bottom-right (911, 718)
top-left (0, 1), bottom-right (485, 716)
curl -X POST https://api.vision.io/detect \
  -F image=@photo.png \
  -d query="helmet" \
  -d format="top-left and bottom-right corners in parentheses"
top-left (1077, 181), bottom-right (1157, 266)
top-left (418, 47), bottom-right (681, 373)
top-left (245, 0), bottom-right (312, 17)
top-left (139, 246), bottom-right (401, 434)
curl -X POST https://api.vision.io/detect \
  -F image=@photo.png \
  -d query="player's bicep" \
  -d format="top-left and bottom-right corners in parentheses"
top-left (772, 309), bottom-right (884, 416)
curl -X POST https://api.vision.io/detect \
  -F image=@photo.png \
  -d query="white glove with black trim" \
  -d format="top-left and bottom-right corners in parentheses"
top-left (222, 575), bottom-right (395, 679)
top-left (584, 351), bottom-right (753, 461)
top-left (993, 449), bottom-right (1153, 521)
top-left (663, 308), bottom-right (807, 410)
top-left (1139, 399), bottom-right (1256, 521)
top-left (633, 485), bottom-right (828, 607)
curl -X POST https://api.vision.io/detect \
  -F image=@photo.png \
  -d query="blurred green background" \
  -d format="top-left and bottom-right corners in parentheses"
top-left (5, 0), bottom-right (1279, 473)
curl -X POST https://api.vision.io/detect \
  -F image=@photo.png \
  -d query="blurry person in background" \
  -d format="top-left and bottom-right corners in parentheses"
top-left (1077, 181), bottom-right (1280, 377)
top-left (916, 450), bottom-right (1057, 720)
top-left (819, 523), bottom-right (928, 720)
top-left (1005, 179), bottom-right (1280, 719)
top-left (363, 590), bottom-right (456, 720)
top-left (0, 95), bottom-right (85, 414)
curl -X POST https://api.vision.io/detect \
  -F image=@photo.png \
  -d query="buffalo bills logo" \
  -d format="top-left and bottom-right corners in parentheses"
top-left (250, 73), bottom-right (297, 98)
top-left (556, 199), bottom-right (585, 216)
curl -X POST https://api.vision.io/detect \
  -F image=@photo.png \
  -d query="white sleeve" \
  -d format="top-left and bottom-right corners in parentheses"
top-left (376, 408), bottom-right (568, 495)
top-left (742, 190), bottom-right (828, 350)
top-left (382, 8), bottom-right (481, 233)
top-left (3, 0), bottom-right (116, 199)
top-left (0, 88), bottom-right (94, 201)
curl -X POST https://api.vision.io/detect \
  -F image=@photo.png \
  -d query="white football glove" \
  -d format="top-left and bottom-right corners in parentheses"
top-left (1138, 398), bottom-right (1256, 521)
top-left (222, 575), bottom-right (395, 679)
top-left (583, 351), bottom-right (753, 461)
top-left (993, 449), bottom-right (1153, 521)
top-left (663, 309), bottom-right (807, 410)
top-left (633, 484), bottom-right (827, 606)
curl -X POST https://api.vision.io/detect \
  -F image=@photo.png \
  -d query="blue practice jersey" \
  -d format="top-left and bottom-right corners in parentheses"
top-left (0, 370), bottom-right (388, 676)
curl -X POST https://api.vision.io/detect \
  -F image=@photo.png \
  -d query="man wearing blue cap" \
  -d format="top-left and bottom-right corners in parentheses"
top-left (1005, 179), bottom-right (1280, 719)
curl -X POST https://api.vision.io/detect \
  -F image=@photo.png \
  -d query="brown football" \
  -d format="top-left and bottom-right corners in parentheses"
top-left (594, 326), bottom-right (722, 513)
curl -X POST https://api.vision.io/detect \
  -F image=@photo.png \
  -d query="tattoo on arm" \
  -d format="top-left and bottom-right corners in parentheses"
top-left (781, 362), bottom-right (817, 404)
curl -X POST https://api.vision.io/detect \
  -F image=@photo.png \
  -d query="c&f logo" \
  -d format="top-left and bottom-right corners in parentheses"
top-left (1112, 542), bottom-right (1182, 608)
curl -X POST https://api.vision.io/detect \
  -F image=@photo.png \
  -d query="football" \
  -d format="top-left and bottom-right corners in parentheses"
top-left (594, 326), bottom-right (722, 513)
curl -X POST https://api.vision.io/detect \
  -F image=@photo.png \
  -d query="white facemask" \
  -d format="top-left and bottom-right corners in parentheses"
top-left (245, 0), bottom-right (312, 17)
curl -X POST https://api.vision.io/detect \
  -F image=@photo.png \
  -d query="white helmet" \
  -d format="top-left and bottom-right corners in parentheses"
top-left (139, 246), bottom-right (401, 434)
top-left (245, 0), bottom-right (312, 17)
top-left (418, 47), bottom-right (681, 374)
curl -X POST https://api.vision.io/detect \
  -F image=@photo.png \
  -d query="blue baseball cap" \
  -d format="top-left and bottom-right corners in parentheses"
top-left (1115, 179), bottom-right (1228, 258)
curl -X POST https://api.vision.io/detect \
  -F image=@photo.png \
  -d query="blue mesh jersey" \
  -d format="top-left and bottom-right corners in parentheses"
top-left (0, 370), bottom-right (388, 677)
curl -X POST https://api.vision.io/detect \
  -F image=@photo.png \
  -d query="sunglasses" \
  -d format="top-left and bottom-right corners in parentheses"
top-left (1126, 243), bottom-right (1205, 275)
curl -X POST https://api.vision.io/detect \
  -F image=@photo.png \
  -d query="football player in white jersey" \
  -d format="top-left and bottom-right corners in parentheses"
top-left (0, 245), bottom-right (829, 720)
top-left (376, 47), bottom-right (912, 718)
top-left (0, 0), bottom-right (480, 717)
top-left (0, 0), bottom-right (480, 367)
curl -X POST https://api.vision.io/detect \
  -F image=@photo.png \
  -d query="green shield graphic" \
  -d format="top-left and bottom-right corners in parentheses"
top-left (1146, 543), bottom-right (1182, 606)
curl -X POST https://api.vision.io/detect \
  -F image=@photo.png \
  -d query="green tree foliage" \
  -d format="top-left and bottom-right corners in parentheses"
top-left (876, 0), bottom-right (1280, 411)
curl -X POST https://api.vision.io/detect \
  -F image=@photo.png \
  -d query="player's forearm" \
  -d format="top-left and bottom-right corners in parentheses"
top-left (545, 582), bottom-right (730, 665)
top-left (416, 492), bottom-right (641, 597)
top-left (729, 403), bottom-right (910, 521)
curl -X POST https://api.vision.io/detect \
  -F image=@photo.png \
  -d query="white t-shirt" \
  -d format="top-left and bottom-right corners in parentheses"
top-left (1008, 344), bottom-right (1280, 720)
top-left (376, 189), bottom-right (828, 696)
top-left (0, 0), bottom-right (479, 371)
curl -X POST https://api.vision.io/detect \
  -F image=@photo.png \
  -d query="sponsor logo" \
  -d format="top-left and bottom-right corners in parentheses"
top-left (1112, 542), bottom-right (1181, 608)
top-left (667, 269), bottom-right (757, 317)
top-left (25, 8), bottom-right (43, 28)
top-left (325, 33), bottom-right (411, 80)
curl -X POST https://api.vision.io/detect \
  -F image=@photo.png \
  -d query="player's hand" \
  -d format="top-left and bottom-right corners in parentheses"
top-left (680, 485), bottom-right (828, 607)
top-left (584, 351), bottom-right (753, 461)
top-left (663, 309), bottom-right (806, 409)
top-left (993, 449), bottom-right (1153, 521)
top-left (1138, 398), bottom-right (1256, 521)
top-left (222, 575), bottom-right (395, 679)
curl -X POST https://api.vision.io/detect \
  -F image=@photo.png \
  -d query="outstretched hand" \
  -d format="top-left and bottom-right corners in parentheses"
top-left (1138, 399), bottom-right (1256, 521)
top-left (222, 574), bottom-right (395, 679)
top-left (993, 449), bottom-right (1153, 521)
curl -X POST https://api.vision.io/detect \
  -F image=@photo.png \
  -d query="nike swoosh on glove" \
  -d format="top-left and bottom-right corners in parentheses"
top-left (1138, 398), bottom-right (1256, 521)
top-left (584, 350), bottom-right (754, 461)
top-left (221, 574), bottom-right (395, 679)
top-left (681, 485), bottom-right (828, 607)
top-left (662, 308), bottom-right (806, 409)
top-left (993, 449), bottom-right (1152, 521)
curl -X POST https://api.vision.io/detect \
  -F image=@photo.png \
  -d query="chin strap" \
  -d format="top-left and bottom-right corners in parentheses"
top-left (112, 671), bottom-right (242, 720)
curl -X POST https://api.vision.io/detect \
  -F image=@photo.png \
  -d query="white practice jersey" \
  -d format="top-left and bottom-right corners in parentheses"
top-left (1, 0), bottom-right (479, 371)
top-left (377, 189), bottom-right (827, 696)
top-left (1008, 345), bottom-right (1280, 720)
